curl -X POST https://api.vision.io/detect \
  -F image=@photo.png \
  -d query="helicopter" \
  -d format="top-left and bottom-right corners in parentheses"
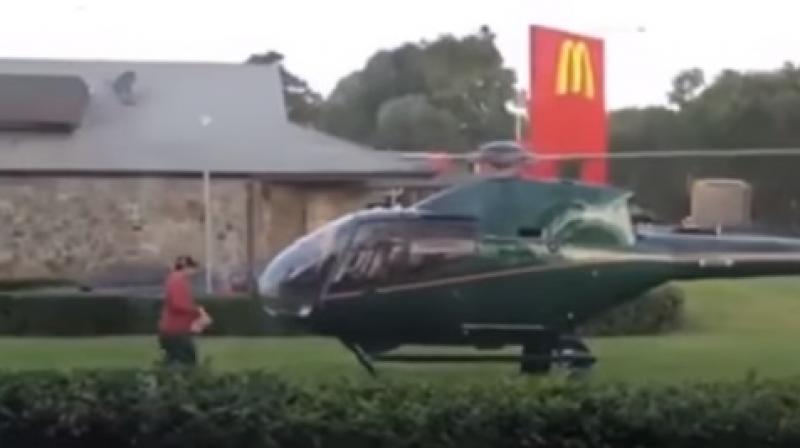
top-left (257, 142), bottom-right (800, 376)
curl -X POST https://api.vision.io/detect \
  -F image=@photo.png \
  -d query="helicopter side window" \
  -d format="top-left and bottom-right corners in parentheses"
top-left (328, 220), bottom-right (408, 293)
top-left (406, 219), bottom-right (478, 277)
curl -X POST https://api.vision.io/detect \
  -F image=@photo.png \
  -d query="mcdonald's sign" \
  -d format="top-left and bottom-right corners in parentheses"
top-left (525, 25), bottom-right (608, 184)
top-left (555, 40), bottom-right (595, 99)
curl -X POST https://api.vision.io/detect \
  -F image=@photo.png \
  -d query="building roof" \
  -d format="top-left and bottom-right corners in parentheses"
top-left (0, 57), bottom-right (432, 180)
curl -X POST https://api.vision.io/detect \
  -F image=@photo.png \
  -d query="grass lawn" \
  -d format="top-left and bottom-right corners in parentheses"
top-left (2, 277), bottom-right (800, 383)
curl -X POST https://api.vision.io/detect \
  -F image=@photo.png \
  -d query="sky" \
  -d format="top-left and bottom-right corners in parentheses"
top-left (1, 0), bottom-right (799, 110)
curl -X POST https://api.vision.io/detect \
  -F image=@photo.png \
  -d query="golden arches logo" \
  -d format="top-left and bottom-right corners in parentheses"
top-left (555, 39), bottom-right (595, 99)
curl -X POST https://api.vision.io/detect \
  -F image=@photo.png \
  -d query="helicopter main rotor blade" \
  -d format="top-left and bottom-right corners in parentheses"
top-left (529, 148), bottom-right (800, 161)
top-left (396, 147), bottom-right (800, 163)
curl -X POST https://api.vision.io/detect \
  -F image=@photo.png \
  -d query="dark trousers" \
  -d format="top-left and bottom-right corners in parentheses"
top-left (158, 333), bottom-right (197, 367)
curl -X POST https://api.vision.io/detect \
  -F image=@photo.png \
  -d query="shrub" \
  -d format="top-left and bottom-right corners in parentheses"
top-left (0, 277), bottom-right (81, 292)
top-left (0, 294), bottom-right (300, 336)
top-left (578, 284), bottom-right (686, 336)
top-left (0, 283), bottom-right (685, 337)
top-left (2, 370), bottom-right (800, 447)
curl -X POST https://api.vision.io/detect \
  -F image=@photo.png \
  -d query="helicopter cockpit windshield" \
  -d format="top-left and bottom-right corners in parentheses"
top-left (258, 214), bottom-right (352, 315)
top-left (542, 196), bottom-right (637, 248)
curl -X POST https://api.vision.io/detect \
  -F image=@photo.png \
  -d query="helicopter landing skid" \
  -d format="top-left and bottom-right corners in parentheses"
top-left (340, 337), bottom-right (596, 378)
top-left (340, 339), bottom-right (377, 377)
top-left (371, 350), bottom-right (595, 373)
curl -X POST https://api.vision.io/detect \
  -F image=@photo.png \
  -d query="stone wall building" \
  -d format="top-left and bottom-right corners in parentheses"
top-left (0, 58), bottom-right (431, 290)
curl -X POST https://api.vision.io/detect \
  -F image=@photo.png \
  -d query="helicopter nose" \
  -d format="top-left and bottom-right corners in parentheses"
top-left (261, 295), bottom-right (313, 319)
top-left (255, 213), bottom-right (346, 319)
top-left (258, 262), bottom-right (322, 318)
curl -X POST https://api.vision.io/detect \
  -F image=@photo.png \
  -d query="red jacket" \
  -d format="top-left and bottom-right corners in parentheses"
top-left (158, 271), bottom-right (201, 335)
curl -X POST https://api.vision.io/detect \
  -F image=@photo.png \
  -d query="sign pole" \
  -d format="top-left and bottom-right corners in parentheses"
top-left (203, 169), bottom-right (214, 294)
top-left (245, 177), bottom-right (257, 296)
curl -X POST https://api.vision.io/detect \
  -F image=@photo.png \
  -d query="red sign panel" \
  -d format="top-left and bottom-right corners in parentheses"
top-left (525, 25), bottom-right (607, 183)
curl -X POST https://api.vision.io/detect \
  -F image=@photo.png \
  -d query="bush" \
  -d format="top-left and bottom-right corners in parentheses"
top-left (0, 277), bottom-right (81, 292)
top-left (578, 284), bottom-right (686, 336)
top-left (0, 283), bottom-right (685, 337)
top-left (2, 370), bottom-right (800, 447)
top-left (0, 293), bottom-right (300, 336)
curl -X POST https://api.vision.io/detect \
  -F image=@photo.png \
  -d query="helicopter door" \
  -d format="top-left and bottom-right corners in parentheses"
top-left (402, 219), bottom-right (481, 330)
top-left (320, 219), bottom-right (411, 337)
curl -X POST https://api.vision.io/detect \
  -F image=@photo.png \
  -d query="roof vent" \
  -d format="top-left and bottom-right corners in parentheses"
top-left (0, 73), bottom-right (89, 132)
top-left (112, 70), bottom-right (137, 106)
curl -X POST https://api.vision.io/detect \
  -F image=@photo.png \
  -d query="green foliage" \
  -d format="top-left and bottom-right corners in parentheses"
top-left (0, 278), bottom-right (81, 292)
top-left (579, 284), bottom-right (686, 336)
top-left (610, 63), bottom-right (800, 231)
top-left (0, 294), bottom-right (299, 336)
top-left (667, 67), bottom-right (705, 108)
top-left (3, 370), bottom-right (800, 446)
top-left (318, 26), bottom-right (517, 151)
top-left (374, 94), bottom-right (464, 149)
top-left (0, 284), bottom-right (684, 338)
top-left (247, 50), bottom-right (324, 126)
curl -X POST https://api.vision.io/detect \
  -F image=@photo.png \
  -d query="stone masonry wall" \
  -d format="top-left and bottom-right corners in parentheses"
top-left (262, 183), bottom-right (372, 260)
top-left (305, 186), bottom-right (368, 231)
top-left (0, 177), bottom-right (373, 283)
top-left (0, 177), bottom-right (253, 280)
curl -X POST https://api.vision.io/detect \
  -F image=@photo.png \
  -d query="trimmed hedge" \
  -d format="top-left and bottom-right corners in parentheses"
top-left (579, 284), bottom-right (686, 336)
top-left (2, 370), bottom-right (800, 447)
top-left (0, 294), bottom-right (300, 336)
top-left (0, 277), bottom-right (80, 291)
top-left (0, 284), bottom-right (685, 337)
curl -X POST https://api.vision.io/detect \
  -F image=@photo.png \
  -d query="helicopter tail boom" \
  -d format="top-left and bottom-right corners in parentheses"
top-left (672, 252), bottom-right (800, 280)
top-left (633, 228), bottom-right (800, 281)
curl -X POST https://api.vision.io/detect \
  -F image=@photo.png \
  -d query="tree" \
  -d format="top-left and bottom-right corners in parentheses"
top-left (247, 51), bottom-right (323, 126)
top-left (610, 63), bottom-right (800, 232)
top-left (318, 27), bottom-right (517, 152)
top-left (373, 94), bottom-right (463, 150)
top-left (667, 67), bottom-right (705, 109)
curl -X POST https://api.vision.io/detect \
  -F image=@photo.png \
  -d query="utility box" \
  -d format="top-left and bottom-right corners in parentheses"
top-left (687, 178), bottom-right (752, 228)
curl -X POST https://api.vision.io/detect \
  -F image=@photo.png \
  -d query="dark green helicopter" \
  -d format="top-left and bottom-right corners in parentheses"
top-left (257, 145), bottom-right (800, 376)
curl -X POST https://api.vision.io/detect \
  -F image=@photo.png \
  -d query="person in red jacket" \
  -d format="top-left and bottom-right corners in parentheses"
top-left (158, 255), bottom-right (210, 367)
